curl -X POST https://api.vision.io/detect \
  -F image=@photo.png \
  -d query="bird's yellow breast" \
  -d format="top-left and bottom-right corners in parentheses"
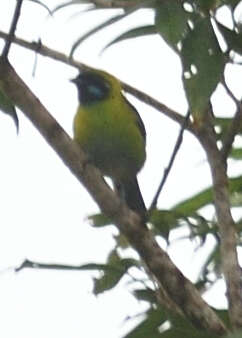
top-left (73, 94), bottom-right (146, 181)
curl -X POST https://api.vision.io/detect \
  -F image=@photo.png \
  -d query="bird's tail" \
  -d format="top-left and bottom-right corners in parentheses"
top-left (115, 178), bottom-right (146, 221)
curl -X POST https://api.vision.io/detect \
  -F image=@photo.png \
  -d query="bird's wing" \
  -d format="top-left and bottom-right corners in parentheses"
top-left (122, 95), bottom-right (146, 143)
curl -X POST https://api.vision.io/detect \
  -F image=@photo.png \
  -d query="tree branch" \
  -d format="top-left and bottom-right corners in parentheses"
top-left (0, 30), bottom-right (193, 130)
top-left (195, 111), bottom-right (242, 329)
top-left (149, 110), bottom-right (191, 211)
top-left (2, 0), bottom-right (24, 59)
top-left (0, 58), bottom-right (226, 335)
top-left (221, 77), bottom-right (242, 160)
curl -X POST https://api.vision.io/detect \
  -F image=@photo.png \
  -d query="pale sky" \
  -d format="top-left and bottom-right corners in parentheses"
top-left (0, 1), bottom-right (236, 337)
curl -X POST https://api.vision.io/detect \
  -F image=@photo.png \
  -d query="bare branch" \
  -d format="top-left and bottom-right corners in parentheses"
top-left (149, 110), bottom-right (191, 211)
top-left (0, 30), bottom-right (193, 130)
top-left (2, 0), bottom-right (24, 59)
top-left (0, 58), bottom-right (226, 335)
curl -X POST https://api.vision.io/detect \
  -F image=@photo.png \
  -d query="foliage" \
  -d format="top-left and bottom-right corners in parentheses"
top-left (50, 0), bottom-right (242, 335)
top-left (2, 0), bottom-right (242, 336)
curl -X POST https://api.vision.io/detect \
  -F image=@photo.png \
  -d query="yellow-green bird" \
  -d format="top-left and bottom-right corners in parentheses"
top-left (72, 68), bottom-right (146, 218)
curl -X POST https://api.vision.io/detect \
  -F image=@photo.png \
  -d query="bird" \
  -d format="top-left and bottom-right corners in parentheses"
top-left (71, 67), bottom-right (146, 219)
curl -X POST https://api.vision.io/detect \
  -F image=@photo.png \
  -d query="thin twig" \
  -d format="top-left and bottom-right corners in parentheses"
top-left (149, 110), bottom-right (191, 211)
top-left (15, 259), bottom-right (122, 273)
top-left (221, 76), bottom-right (242, 160)
top-left (2, 0), bottom-right (24, 59)
top-left (0, 30), bottom-right (194, 131)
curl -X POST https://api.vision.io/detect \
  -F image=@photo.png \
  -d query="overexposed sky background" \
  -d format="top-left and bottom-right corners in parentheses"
top-left (0, 1), bottom-right (239, 337)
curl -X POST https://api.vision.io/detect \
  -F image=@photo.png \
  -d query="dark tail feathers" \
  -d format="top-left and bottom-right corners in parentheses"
top-left (115, 178), bottom-right (146, 220)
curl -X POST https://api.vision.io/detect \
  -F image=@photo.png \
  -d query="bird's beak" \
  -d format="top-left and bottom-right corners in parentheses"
top-left (70, 77), bottom-right (77, 84)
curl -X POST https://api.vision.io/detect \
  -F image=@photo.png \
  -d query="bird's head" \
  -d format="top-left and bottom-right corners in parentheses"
top-left (71, 68), bottom-right (122, 105)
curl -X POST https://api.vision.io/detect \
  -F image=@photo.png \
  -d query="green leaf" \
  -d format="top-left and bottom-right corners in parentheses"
top-left (195, 0), bottom-right (221, 14)
top-left (216, 21), bottom-right (242, 55)
top-left (172, 175), bottom-right (242, 216)
top-left (155, 0), bottom-right (189, 51)
top-left (0, 82), bottom-right (19, 133)
top-left (102, 25), bottom-right (157, 52)
top-left (124, 307), bottom-right (167, 338)
top-left (88, 213), bottom-right (112, 227)
top-left (230, 148), bottom-right (242, 160)
top-left (150, 209), bottom-right (181, 240)
top-left (93, 250), bottom-right (139, 295)
top-left (173, 186), bottom-right (214, 216)
top-left (132, 288), bottom-right (157, 304)
top-left (181, 18), bottom-right (224, 120)
top-left (166, 313), bottom-right (218, 338)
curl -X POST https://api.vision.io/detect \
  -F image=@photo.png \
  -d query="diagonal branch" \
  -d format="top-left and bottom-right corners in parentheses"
top-left (2, 0), bottom-right (24, 59)
top-left (0, 30), bottom-right (194, 131)
top-left (149, 110), bottom-right (191, 211)
top-left (0, 58), bottom-right (226, 335)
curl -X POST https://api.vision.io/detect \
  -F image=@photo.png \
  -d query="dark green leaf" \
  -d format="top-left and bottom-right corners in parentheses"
top-left (132, 288), bottom-right (157, 304)
top-left (150, 209), bottom-right (181, 240)
top-left (0, 83), bottom-right (19, 133)
top-left (124, 307), bottom-right (167, 338)
top-left (195, 0), bottom-right (221, 14)
top-left (155, 0), bottom-right (189, 51)
top-left (167, 311), bottom-right (220, 338)
top-left (216, 21), bottom-right (242, 55)
top-left (230, 148), bottom-right (242, 160)
top-left (102, 25), bottom-right (157, 52)
top-left (181, 18), bottom-right (224, 119)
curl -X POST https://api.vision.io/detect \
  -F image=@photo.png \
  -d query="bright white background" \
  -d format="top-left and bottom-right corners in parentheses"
top-left (0, 1), bottom-right (236, 337)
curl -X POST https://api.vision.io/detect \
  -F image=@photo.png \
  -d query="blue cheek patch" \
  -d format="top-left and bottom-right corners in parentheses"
top-left (88, 85), bottom-right (104, 99)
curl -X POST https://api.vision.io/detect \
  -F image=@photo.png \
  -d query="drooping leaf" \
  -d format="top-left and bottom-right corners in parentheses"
top-left (52, 0), bottom-right (90, 14)
top-left (181, 18), bottom-right (225, 122)
top-left (155, 0), bottom-right (190, 51)
top-left (102, 25), bottom-right (157, 52)
top-left (0, 82), bottom-right (19, 132)
top-left (70, 5), bottom-right (139, 57)
top-left (26, 0), bottom-right (52, 15)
